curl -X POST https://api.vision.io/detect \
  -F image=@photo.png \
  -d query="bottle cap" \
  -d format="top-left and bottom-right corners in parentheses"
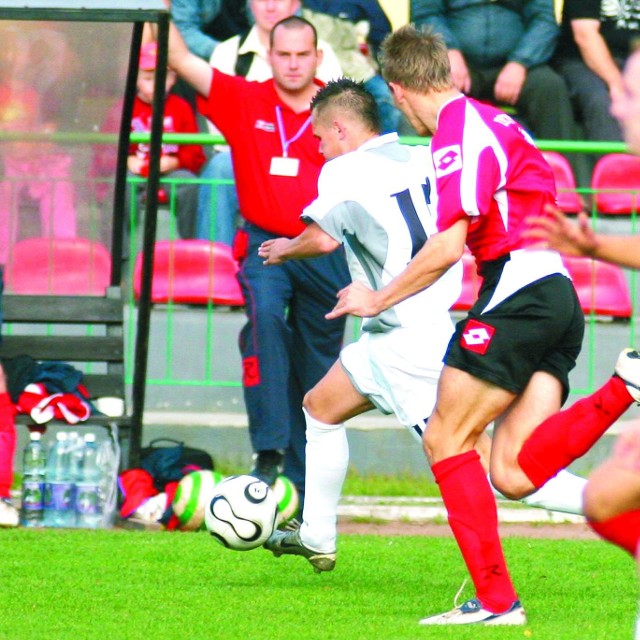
top-left (56, 432), bottom-right (68, 441)
top-left (30, 431), bottom-right (42, 440)
top-left (84, 433), bottom-right (97, 443)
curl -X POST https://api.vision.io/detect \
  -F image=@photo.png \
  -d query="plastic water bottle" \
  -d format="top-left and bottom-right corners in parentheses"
top-left (75, 433), bottom-right (103, 529)
top-left (67, 431), bottom-right (83, 527)
top-left (44, 432), bottom-right (75, 527)
top-left (20, 431), bottom-right (47, 527)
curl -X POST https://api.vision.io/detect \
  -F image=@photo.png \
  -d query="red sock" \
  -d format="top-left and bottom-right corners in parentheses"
top-left (0, 392), bottom-right (16, 499)
top-left (518, 376), bottom-right (633, 488)
top-left (432, 450), bottom-right (518, 613)
top-left (588, 510), bottom-right (640, 556)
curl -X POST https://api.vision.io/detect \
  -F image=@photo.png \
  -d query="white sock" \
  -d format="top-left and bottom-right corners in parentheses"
top-left (490, 469), bottom-right (587, 515)
top-left (299, 407), bottom-right (349, 553)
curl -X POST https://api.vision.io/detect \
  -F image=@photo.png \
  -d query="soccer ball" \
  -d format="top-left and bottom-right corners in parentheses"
top-left (273, 475), bottom-right (299, 525)
top-left (172, 470), bottom-right (225, 531)
top-left (204, 475), bottom-right (279, 550)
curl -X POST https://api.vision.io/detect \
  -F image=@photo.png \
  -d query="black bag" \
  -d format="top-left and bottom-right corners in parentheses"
top-left (140, 438), bottom-right (214, 490)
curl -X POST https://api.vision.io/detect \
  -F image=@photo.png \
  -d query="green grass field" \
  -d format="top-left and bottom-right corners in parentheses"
top-left (0, 527), bottom-right (635, 640)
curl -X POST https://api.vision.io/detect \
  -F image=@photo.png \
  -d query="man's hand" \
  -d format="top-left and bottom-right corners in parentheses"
top-left (494, 62), bottom-right (526, 105)
top-left (524, 205), bottom-right (597, 257)
top-left (448, 49), bottom-right (471, 94)
top-left (258, 238), bottom-right (292, 265)
top-left (325, 281), bottom-right (382, 320)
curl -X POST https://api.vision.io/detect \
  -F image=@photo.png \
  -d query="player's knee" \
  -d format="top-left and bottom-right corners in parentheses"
top-left (582, 481), bottom-right (611, 522)
top-left (302, 392), bottom-right (330, 425)
top-left (490, 468), bottom-right (530, 500)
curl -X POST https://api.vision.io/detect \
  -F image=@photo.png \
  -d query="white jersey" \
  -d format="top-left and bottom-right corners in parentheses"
top-left (303, 133), bottom-right (462, 333)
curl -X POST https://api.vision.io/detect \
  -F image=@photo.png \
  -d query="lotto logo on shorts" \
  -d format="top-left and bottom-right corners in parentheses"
top-left (461, 319), bottom-right (495, 355)
top-left (242, 356), bottom-right (261, 387)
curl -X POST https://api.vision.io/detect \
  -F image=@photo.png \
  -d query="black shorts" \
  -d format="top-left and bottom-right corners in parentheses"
top-left (445, 257), bottom-right (584, 403)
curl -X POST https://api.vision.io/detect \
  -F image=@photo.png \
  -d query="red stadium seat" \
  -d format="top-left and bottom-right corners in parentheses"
top-left (541, 151), bottom-right (584, 214)
top-left (5, 237), bottom-right (111, 295)
top-left (562, 255), bottom-right (632, 318)
top-left (452, 251), bottom-right (482, 311)
top-left (133, 239), bottom-right (245, 306)
top-left (592, 153), bottom-right (640, 215)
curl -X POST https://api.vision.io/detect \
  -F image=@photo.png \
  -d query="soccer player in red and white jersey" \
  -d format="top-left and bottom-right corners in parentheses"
top-left (327, 25), bottom-right (640, 626)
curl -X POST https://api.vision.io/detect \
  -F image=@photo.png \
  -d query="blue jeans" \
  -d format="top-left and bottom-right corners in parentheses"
top-left (236, 224), bottom-right (350, 503)
top-left (196, 150), bottom-right (238, 246)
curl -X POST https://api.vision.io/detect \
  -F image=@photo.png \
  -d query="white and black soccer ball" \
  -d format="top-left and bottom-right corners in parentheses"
top-left (204, 475), bottom-right (279, 550)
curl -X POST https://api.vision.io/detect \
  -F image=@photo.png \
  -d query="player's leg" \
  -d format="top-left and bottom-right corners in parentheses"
top-left (422, 366), bottom-right (524, 622)
top-left (300, 360), bottom-right (374, 550)
top-left (488, 370), bottom-right (587, 513)
top-left (264, 358), bottom-right (373, 571)
top-left (584, 427), bottom-right (640, 556)
top-left (516, 349), bottom-right (639, 493)
top-left (0, 365), bottom-right (18, 527)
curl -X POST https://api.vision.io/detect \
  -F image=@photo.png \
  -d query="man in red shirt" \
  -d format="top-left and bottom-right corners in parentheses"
top-left (327, 25), bottom-right (640, 626)
top-left (167, 16), bottom-right (349, 504)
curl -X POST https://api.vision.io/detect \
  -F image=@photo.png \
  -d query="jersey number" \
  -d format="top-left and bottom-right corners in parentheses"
top-left (391, 177), bottom-right (431, 258)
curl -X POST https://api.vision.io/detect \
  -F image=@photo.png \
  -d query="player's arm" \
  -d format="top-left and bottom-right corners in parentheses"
top-left (526, 205), bottom-right (640, 269)
top-left (570, 19), bottom-right (623, 97)
top-left (166, 21), bottom-right (213, 98)
top-left (326, 217), bottom-right (468, 319)
top-left (258, 222), bottom-right (340, 265)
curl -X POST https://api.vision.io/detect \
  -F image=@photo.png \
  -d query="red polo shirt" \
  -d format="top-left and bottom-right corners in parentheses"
top-left (198, 72), bottom-right (324, 238)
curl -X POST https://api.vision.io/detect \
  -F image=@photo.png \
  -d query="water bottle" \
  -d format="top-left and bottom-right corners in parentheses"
top-left (75, 433), bottom-right (103, 529)
top-left (44, 432), bottom-right (75, 527)
top-left (67, 431), bottom-right (83, 527)
top-left (20, 431), bottom-right (47, 527)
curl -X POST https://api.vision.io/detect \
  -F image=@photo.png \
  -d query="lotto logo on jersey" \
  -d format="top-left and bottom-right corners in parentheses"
top-left (461, 319), bottom-right (495, 355)
top-left (433, 145), bottom-right (462, 177)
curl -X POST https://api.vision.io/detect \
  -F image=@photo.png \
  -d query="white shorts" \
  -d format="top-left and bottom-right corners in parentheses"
top-left (340, 322), bottom-right (453, 442)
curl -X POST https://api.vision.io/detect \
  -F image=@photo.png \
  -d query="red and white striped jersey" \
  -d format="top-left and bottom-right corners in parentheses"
top-left (431, 95), bottom-right (557, 272)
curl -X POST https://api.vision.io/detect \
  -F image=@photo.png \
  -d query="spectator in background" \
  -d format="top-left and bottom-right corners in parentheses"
top-left (0, 83), bottom-right (77, 267)
top-left (553, 0), bottom-right (640, 144)
top-left (301, 0), bottom-right (405, 134)
top-left (166, 15), bottom-right (350, 505)
top-left (171, 0), bottom-right (251, 61)
top-left (410, 0), bottom-right (579, 145)
top-left (126, 42), bottom-right (206, 242)
top-left (197, 0), bottom-right (342, 245)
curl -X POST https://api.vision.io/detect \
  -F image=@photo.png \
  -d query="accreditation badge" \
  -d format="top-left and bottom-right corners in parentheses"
top-left (270, 156), bottom-right (300, 177)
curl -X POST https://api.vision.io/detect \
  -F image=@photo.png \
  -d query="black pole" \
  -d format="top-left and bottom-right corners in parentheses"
top-left (111, 22), bottom-right (143, 287)
top-left (129, 10), bottom-right (169, 468)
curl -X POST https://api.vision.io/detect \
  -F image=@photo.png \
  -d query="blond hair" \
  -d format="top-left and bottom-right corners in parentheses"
top-left (380, 24), bottom-right (454, 93)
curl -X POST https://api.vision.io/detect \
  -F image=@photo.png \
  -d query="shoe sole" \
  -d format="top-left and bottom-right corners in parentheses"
top-left (269, 546), bottom-right (336, 573)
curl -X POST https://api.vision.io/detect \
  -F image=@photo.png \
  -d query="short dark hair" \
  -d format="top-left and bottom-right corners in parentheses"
top-left (311, 77), bottom-right (382, 134)
top-left (270, 15), bottom-right (318, 49)
top-left (380, 24), bottom-right (453, 93)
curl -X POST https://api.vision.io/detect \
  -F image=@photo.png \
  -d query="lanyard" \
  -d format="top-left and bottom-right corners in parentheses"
top-left (276, 105), bottom-right (312, 158)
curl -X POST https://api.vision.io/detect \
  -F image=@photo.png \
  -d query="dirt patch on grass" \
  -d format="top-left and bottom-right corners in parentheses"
top-left (338, 519), bottom-right (599, 540)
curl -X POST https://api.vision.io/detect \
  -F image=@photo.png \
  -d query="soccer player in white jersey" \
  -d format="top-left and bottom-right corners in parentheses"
top-left (258, 77), bottom-right (588, 577)
top-left (324, 27), bottom-right (640, 626)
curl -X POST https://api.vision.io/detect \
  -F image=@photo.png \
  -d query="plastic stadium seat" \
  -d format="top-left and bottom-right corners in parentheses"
top-left (5, 237), bottom-right (111, 295)
top-left (592, 153), bottom-right (640, 215)
top-left (452, 251), bottom-right (482, 311)
top-left (541, 151), bottom-right (584, 214)
top-left (562, 255), bottom-right (632, 318)
top-left (133, 239), bottom-right (245, 306)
